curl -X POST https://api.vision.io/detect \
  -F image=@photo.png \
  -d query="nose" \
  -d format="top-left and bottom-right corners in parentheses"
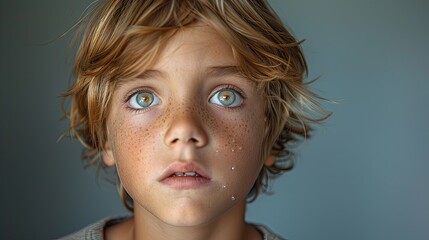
top-left (164, 109), bottom-right (208, 148)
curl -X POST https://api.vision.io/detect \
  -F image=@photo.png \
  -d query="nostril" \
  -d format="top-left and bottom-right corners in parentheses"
top-left (170, 137), bottom-right (199, 144)
top-left (164, 119), bottom-right (208, 147)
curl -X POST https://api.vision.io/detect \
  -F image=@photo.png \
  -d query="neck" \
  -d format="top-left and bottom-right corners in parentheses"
top-left (129, 200), bottom-right (260, 240)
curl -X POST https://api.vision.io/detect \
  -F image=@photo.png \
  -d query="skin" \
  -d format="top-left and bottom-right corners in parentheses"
top-left (103, 23), bottom-right (275, 240)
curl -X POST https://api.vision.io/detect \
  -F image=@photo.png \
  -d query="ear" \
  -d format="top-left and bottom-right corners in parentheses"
top-left (102, 140), bottom-right (115, 167)
top-left (264, 154), bottom-right (276, 167)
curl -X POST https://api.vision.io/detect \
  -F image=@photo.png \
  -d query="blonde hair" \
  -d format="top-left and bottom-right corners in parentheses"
top-left (64, 0), bottom-right (329, 210)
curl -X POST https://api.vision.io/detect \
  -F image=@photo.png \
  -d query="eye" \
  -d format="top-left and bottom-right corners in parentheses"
top-left (209, 89), bottom-right (243, 107)
top-left (128, 90), bottom-right (161, 109)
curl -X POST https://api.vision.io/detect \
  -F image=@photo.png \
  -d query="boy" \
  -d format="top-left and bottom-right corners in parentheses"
top-left (61, 0), bottom-right (327, 239)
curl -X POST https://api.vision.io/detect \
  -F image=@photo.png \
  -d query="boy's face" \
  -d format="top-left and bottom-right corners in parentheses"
top-left (104, 24), bottom-right (274, 226)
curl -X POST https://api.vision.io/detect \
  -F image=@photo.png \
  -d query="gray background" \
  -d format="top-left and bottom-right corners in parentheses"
top-left (1, 0), bottom-right (428, 239)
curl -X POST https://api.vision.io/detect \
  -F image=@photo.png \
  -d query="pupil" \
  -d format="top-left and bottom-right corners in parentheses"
top-left (218, 90), bottom-right (235, 106)
top-left (138, 93), bottom-right (153, 107)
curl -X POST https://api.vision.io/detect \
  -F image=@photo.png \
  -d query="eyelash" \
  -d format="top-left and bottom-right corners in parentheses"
top-left (209, 84), bottom-right (246, 108)
top-left (124, 87), bottom-right (159, 113)
top-left (215, 84), bottom-right (246, 98)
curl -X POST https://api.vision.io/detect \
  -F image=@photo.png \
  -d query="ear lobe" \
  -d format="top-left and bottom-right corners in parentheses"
top-left (102, 141), bottom-right (115, 167)
top-left (264, 154), bottom-right (276, 167)
top-left (102, 150), bottom-right (115, 166)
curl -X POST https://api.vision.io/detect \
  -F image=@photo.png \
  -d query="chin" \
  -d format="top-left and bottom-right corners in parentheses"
top-left (157, 199), bottom-right (218, 227)
top-left (160, 211), bottom-right (211, 227)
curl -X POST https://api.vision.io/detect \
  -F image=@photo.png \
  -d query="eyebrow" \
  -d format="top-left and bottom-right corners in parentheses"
top-left (116, 69), bottom-right (164, 88)
top-left (205, 65), bottom-right (245, 79)
top-left (124, 65), bottom-right (249, 83)
top-left (135, 69), bottom-right (165, 81)
top-left (206, 66), bottom-right (256, 87)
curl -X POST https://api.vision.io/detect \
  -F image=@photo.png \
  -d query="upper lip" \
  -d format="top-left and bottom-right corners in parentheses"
top-left (158, 162), bottom-right (211, 181)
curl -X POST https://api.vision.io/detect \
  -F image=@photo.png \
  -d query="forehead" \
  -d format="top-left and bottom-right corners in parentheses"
top-left (153, 24), bottom-right (236, 70)
top-left (115, 23), bottom-right (257, 88)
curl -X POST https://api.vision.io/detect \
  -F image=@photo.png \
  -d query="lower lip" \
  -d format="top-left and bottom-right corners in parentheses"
top-left (160, 176), bottom-right (211, 189)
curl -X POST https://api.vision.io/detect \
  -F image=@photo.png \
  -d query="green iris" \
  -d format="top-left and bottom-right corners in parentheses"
top-left (136, 92), bottom-right (154, 108)
top-left (217, 90), bottom-right (236, 106)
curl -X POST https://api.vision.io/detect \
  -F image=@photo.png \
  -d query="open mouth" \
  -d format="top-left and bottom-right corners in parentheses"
top-left (160, 163), bottom-right (211, 189)
top-left (172, 171), bottom-right (200, 177)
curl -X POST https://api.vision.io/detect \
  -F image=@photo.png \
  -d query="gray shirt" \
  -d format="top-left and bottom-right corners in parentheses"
top-left (59, 217), bottom-right (285, 240)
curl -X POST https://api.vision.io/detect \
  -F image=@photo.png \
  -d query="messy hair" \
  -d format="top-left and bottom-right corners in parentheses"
top-left (63, 0), bottom-right (329, 211)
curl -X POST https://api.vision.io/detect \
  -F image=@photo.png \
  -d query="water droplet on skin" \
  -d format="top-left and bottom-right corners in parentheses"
top-left (215, 149), bottom-right (219, 153)
top-left (231, 148), bottom-right (235, 152)
top-left (238, 146), bottom-right (242, 151)
top-left (231, 196), bottom-right (236, 201)
top-left (222, 185), bottom-right (226, 189)
top-left (231, 166), bottom-right (235, 171)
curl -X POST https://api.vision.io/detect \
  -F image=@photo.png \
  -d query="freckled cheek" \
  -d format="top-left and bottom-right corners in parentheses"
top-left (211, 109), bottom-right (264, 156)
top-left (109, 116), bottom-right (161, 186)
top-left (210, 110), bottom-right (265, 185)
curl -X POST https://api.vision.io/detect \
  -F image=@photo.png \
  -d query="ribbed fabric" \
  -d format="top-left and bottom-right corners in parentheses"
top-left (58, 217), bottom-right (285, 240)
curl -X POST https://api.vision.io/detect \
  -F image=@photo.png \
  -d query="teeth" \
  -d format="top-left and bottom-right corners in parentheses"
top-left (174, 172), bottom-right (199, 177)
top-left (185, 172), bottom-right (198, 176)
